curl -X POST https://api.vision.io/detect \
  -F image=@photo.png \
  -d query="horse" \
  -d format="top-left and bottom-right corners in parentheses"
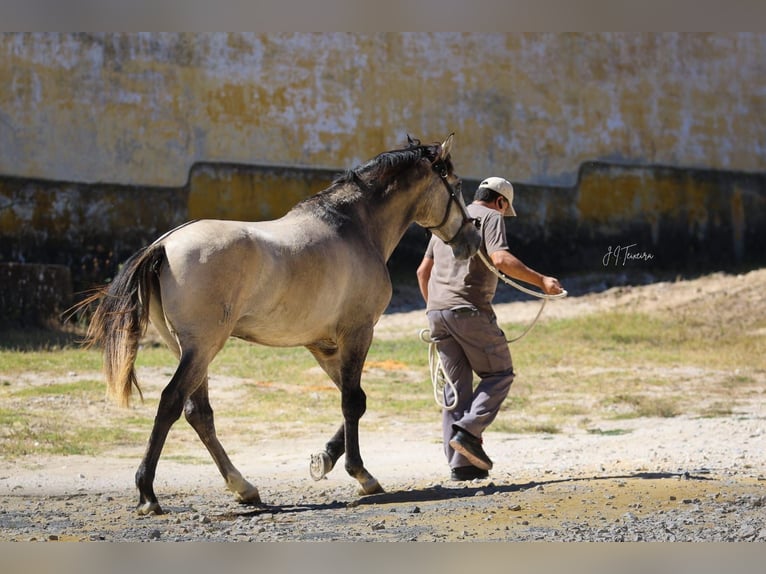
top-left (80, 133), bottom-right (481, 515)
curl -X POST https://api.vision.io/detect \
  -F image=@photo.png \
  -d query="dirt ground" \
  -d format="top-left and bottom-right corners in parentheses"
top-left (1, 269), bottom-right (764, 542)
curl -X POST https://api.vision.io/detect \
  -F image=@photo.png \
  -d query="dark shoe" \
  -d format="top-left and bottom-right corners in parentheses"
top-left (449, 428), bottom-right (493, 470)
top-left (450, 465), bottom-right (489, 481)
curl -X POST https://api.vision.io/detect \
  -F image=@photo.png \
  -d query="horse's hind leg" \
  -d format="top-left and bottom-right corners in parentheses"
top-left (135, 350), bottom-right (207, 515)
top-left (184, 382), bottom-right (261, 505)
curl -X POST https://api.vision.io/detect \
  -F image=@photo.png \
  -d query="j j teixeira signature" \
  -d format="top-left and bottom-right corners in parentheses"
top-left (603, 243), bottom-right (655, 267)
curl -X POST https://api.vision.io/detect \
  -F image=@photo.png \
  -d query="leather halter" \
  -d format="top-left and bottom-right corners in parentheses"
top-left (425, 160), bottom-right (479, 244)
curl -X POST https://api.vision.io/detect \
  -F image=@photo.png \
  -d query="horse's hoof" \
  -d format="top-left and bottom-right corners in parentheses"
top-left (310, 451), bottom-right (333, 481)
top-left (357, 477), bottom-right (384, 496)
top-left (137, 501), bottom-right (163, 516)
top-left (234, 487), bottom-right (262, 506)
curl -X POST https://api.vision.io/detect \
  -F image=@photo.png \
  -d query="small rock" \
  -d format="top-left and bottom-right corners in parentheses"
top-left (410, 506), bottom-right (421, 514)
top-left (509, 504), bottom-right (522, 511)
top-left (149, 529), bottom-right (161, 540)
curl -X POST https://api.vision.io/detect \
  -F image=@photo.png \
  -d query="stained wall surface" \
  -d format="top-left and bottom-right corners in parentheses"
top-left (1, 33), bottom-right (765, 324)
top-left (2, 33), bottom-right (765, 187)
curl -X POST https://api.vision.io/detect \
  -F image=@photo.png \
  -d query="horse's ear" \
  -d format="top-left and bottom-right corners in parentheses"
top-left (407, 134), bottom-right (420, 148)
top-left (437, 133), bottom-right (455, 160)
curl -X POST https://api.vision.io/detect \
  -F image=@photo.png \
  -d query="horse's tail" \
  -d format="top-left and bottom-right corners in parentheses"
top-left (83, 243), bottom-right (165, 407)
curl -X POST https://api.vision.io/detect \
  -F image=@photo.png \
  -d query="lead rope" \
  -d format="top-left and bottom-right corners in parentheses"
top-left (421, 251), bottom-right (568, 410)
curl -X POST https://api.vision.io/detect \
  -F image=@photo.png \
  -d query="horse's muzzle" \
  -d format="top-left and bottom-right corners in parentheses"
top-left (449, 220), bottom-right (482, 260)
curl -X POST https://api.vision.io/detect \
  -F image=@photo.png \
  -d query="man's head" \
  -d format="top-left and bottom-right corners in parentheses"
top-left (474, 177), bottom-right (516, 217)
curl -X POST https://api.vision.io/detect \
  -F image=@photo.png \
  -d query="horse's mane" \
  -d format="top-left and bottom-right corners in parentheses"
top-left (332, 137), bottom-right (440, 189)
top-left (293, 137), bottom-right (443, 226)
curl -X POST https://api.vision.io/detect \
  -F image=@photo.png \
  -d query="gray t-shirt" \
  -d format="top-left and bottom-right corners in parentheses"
top-left (425, 203), bottom-right (509, 313)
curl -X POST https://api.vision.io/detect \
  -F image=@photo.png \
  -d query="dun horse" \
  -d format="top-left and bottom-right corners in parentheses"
top-left (82, 134), bottom-right (481, 515)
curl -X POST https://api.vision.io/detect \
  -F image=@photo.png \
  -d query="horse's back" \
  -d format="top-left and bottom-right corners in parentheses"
top-left (154, 218), bottom-right (391, 348)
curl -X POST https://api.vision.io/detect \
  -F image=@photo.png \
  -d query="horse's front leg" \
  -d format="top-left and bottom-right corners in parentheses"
top-left (342, 384), bottom-right (383, 495)
top-left (309, 424), bottom-right (344, 480)
top-left (306, 333), bottom-right (383, 494)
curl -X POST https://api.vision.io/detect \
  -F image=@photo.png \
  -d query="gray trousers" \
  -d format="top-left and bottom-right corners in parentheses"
top-left (427, 307), bottom-right (515, 468)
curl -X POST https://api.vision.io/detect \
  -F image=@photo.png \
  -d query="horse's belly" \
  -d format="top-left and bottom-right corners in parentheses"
top-left (231, 312), bottom-right (336, 347)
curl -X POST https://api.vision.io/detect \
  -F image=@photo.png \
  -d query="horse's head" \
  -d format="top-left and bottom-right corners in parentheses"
top-left (418, 134), bottom-right (481, 260)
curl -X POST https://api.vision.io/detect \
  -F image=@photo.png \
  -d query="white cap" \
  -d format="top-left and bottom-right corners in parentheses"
top-left (479, 177), bottom-right (516, 216)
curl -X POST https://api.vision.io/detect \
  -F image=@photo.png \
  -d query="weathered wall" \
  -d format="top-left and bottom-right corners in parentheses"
top-left (2, 33), bottom-right (765, 187)
top-left (507, 163), bottom-right (766, 275)
top-left (0, 175), bottom-right (186, 292)
top-left (2, 33), bottom-right (766, 324)
top-left (2, 161), bottom-right (764, 291)
top-left (0, 263), bottom-right (72, 327)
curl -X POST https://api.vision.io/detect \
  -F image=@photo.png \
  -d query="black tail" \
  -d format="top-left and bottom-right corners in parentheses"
top-left (82, 244), bottom-right (165, 406)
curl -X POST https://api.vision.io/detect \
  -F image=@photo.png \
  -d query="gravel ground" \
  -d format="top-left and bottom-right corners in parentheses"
top-left (1, 413), bottom-right (764, 542)
top-left (1, 270), bottom-right (764, 542)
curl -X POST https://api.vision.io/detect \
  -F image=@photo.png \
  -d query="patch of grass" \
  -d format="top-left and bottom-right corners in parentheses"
top-left (602, 393), bottom-right (680, 419)
top-left (586, 428), bottom-right (634, 436)
top-left (510, 311), bottom-right (766, 371)
top-left (10, 379), bottom-right (104, 398)
top-left (1, 305), bottom-right (762, 452)
top-left (163, 454), bottom-right (208, 465)
top-left (500, 394), bottom-right (531, 411)
top-left (0, 409), bottom-right (143, 457)
top-left (493, 418), bottom-right (561, 435)
top-left (699, 402), bottom-right (735, 418)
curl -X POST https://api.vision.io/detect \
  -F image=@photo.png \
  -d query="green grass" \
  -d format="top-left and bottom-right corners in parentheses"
top-left (0, 405), bottom-right (144, 457)
top-left (509, 311), bottom-right (766, 371)
top-left (10, 378), bottom-right (104, 398)
top-left (601, 393), bottom-right (681, 419)
top-left (0, 308), bottom-right (763, 458)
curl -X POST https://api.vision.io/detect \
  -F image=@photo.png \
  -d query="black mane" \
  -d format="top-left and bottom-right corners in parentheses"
top-left (332, 137), bottom-right (440, 189)
top-left (293, 138), bottom-right (444, 227)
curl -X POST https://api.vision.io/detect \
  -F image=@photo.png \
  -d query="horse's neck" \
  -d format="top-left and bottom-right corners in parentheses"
top-left (357, 189), bottom-right (418, 262)
top-left (296, 181), bottom-right (419, 262)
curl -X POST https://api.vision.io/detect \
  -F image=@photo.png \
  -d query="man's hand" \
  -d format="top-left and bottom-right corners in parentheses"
top-left (542, 276), bottom-right (564, 295)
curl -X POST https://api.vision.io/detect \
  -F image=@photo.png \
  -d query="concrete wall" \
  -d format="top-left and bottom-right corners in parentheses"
top-left (1, 33), bottom-right (765, 324)
top-left (2, 160), bottom-right (763, 288)
top-left (2, 33), bottom-right (765, 186)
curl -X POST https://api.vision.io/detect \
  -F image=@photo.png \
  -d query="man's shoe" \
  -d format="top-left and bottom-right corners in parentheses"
top-left (449, 428), bottom-right (493, 470)
top-left (450, 465), bottom-right (489, 481)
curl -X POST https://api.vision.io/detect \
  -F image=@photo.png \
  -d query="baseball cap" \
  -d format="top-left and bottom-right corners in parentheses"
top-left (478, 177), bottom-right (516, 216)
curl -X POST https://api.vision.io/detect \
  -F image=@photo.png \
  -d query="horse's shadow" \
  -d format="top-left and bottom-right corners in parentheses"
top-left (226, 469), bottom-right (712, 518)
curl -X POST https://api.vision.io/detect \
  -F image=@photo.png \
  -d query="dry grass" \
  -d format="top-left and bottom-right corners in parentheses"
top-left (1, 272), bottom-right (764, 458)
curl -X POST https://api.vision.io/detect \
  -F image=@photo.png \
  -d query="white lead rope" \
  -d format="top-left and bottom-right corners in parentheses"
top-left (421, 251), bottom-right (568, 410)
top-left (419, 327), bottom-right (459, 410)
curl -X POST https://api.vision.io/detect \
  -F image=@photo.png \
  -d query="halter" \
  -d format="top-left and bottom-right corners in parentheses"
top-left (425, 160), bottom-right (479, 244)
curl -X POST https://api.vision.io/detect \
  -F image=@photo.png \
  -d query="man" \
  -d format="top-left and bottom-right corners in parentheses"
top-left (416, 177), bottom-right (564, 481)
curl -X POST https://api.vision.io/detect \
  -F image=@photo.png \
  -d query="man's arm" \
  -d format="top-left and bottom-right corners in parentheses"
top-left (416, 256), bottom-right (434, 302)
top-left (489, 250), bottom-right (563, 295)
